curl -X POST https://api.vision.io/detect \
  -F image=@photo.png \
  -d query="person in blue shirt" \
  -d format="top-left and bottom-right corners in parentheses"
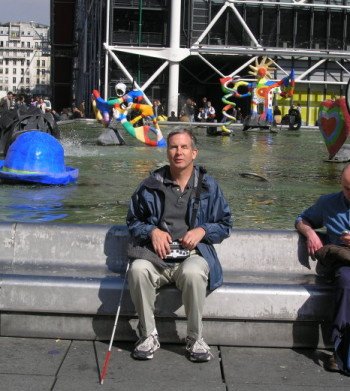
top-left (296, 163), bottom-right (350, 376)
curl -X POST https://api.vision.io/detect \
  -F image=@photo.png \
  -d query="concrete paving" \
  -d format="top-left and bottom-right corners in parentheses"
top-left (1, 337), bottom-right (350, 391)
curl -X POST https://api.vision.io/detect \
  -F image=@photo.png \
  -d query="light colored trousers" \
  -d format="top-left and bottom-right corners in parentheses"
top-left (128, 254), bottom-right (209, 340)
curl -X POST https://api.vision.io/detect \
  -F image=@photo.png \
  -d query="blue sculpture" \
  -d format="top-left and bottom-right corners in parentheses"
top-left (0, 131), bottom-right (79, 185)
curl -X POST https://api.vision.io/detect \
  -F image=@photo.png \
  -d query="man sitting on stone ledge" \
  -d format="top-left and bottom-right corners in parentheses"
top-left (126, 129), bottom-right (232, 362)
top-left (295, 163), bottom-right (350, 376)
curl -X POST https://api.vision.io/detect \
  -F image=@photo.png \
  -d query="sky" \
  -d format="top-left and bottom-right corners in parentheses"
top-left (1, 0), bottom-right (50, 25)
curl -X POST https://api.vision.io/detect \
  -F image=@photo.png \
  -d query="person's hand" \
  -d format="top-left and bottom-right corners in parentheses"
top-left (340, 232), bottom-right (350, 247)
top-left (150, 228), bottom-right (172, 259)
top-left (180, 227), bottom-right (206, 251)
top-left (306, 230), bottom-right (323, 257)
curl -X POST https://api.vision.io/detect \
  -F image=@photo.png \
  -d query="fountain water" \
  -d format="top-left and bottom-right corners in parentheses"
top-left (0, 121), bottom-right (345, 229)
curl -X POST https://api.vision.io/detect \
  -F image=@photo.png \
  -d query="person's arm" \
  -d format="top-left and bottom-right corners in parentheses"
top-left (126, 186), bottom-right (157, 242)
top-left (126, 185), bottom-right (172, 258)
top-left (295, 219), bottom-right (324, 257)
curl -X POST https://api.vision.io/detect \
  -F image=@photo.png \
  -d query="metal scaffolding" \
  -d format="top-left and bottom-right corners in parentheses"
top-left (71, 0), bottom-right (350, 122)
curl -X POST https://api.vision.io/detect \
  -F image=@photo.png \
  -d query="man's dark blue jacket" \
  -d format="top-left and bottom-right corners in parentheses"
top-left (126, 165), bottom-right (233, 290)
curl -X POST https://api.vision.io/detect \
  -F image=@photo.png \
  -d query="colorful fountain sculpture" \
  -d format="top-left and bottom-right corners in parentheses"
top-left (92, 83), bottom-right (166, 147)
top-left (220, 57), bottom-right (296, 132)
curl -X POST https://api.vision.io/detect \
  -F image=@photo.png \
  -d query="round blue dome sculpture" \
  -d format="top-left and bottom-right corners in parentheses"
top-left (0, 131), bottom-right (79, 185)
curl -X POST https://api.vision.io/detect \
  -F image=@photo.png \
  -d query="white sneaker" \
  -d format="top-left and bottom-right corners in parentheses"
top-left (132, 330), bottom-right (160, 360)
top-left (186, 336), bottom-right (212, 362)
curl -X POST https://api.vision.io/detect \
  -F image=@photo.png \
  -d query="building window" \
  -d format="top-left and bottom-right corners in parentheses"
top-left (5, 69), bottom-right (8, 74)
top-left (27, 42), bottom-right (30, 48)
top-left (41, 69), bottom-right (45, 75)
top-left (26, 60), bottom-right (30, 66)
top-left (21, 69), bottom-right (24, 75)
top-left (13, 68), bottom-right (16, 74)
top-left (42, 60), bottom-right (45, 66)
top-left (37, 69), bottom-right (40, 75)
top-left (13, 77), bottom-right (16, 83)
top-left (26, 78), bottom-right (29, 83)
top-left (21, 42), bottom-right (24, 47)
top-left (37, 60), bottom-right (40, 66)
top-left (36, 78), bottom-right (40, 84)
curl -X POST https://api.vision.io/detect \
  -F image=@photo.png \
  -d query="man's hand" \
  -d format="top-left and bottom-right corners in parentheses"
top-left (341, 232), bottom-right (350, 247)
top-left (180, 227), bottom-right (206, 251)
top-left (296, 220), bottom-right (323, 258)
top-left (305, 230), bottom-right (324, 257)
top-left (150, 228), bottom-right (172, 259)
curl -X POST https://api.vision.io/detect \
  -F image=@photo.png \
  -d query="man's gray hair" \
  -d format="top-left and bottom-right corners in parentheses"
top-left (167, 129), bottom-right (198, 149)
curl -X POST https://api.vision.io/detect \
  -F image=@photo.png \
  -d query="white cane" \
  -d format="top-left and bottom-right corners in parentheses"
top-left (100, 261), bottom-right (130, 385)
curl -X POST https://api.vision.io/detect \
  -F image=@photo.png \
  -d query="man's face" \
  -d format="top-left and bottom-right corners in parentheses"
top-left (341, 168), bottom-right (350, 201)
top-left (167, 133), bottom-right (198, 172)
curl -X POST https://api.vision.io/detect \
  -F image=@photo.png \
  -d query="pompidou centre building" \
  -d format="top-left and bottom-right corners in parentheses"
top-left (52, 0), bottom-right (350, 125)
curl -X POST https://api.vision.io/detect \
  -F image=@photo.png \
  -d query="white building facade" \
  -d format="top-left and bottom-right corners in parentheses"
top-left (0, 22), bottom-right (50, 97)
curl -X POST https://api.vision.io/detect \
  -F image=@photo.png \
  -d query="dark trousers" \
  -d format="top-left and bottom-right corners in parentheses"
top-left (333, 266), bottom-right (350, 374)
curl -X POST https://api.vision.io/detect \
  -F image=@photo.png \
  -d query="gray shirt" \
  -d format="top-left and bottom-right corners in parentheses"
top-left (161, 167), bottom-right (195, 241)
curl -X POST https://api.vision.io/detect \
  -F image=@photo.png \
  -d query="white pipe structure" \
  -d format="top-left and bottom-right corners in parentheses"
top-left (141, 61), bottom-right (170, 91)
top-left (100, 0), bottom-right (350, 118)
top-left (232, 0), bottom-right (350, 10)
top-left (168, 0), bottom-right (182, 116)
top-left (197, 53), bottom-right (226, 78)
top-left (193, 1), bottom-right (261, 48)
top-left (336, 61), bottom-right (350, 76)
top-left (103, 0), bottom-right (111, 100)
top-left (229, 57), bottom-right (258, 78)
top-left (296, 59), bottom-right (327, 82)
top-left (228, 2), bottom-right (261, 48)
top-left (271, 61), bottom-right (290, 77)
top-left (104, 44), bottom-right (152, 106)
top-left (193, 2), bottom-right (232, 46)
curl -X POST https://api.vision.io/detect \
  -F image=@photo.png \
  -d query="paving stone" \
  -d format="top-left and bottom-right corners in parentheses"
top-left (0, 337), bottom-right (70, 375)
top-left (93, 341), bottom-right (225, 390)
top-left (0, 374), bottom-right (55, 391)
top-left (227, 386), bottom-right (350, 391)
top-left (54, 378), bottom-right (226, 391)
top-left (221, 347), bottom-right (350, 388)
top-left (55, 340), bottom-right (100, 381)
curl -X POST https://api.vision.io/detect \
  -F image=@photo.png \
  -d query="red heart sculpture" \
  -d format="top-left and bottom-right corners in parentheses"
top-left (318, 98), bottom-right (350, 159)
top-left (320, 117), bottom-right (337, 137)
